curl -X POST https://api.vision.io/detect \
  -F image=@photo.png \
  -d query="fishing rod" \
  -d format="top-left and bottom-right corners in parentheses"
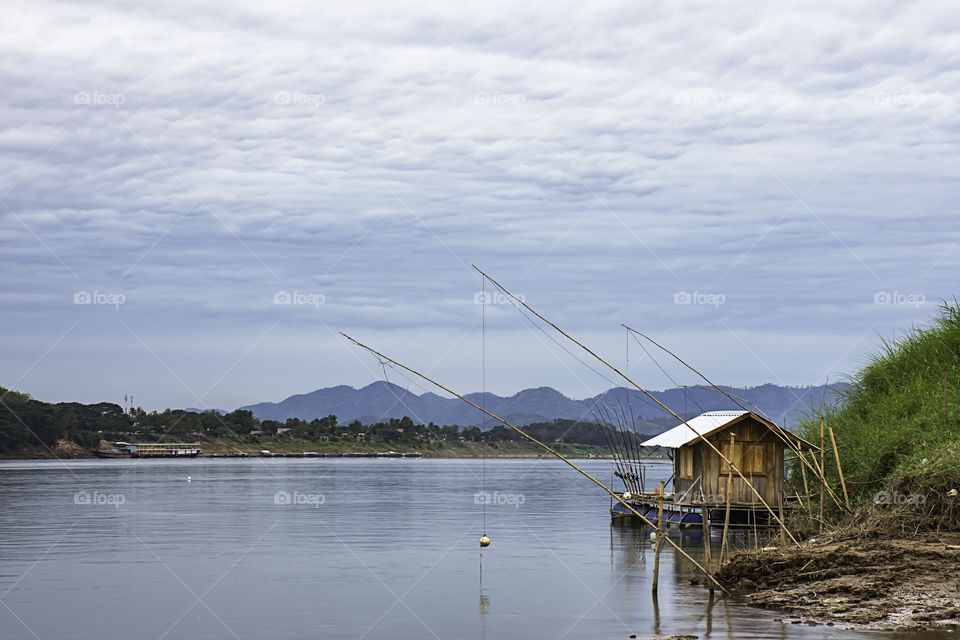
top-left (473, 266), bottom-right (800, 546)
top-left (340, 332), bottom-right (729, 593)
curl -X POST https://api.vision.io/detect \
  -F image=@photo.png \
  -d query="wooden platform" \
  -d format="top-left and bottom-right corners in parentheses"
top-left (611, 492), bottom-right (782, 528)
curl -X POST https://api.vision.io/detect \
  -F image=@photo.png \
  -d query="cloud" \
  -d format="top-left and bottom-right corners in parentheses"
top-left (1, 0), bottom-right (958, 409)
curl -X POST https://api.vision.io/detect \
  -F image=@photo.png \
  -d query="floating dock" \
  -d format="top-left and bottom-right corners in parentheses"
top-left (610, 490), bottom-right (781, 528)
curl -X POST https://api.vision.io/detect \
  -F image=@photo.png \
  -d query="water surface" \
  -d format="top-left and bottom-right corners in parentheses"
top-left (0, 458), bottom-right (931, 639)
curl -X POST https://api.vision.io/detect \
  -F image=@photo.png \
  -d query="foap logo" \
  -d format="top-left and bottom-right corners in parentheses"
top-left (873, 491), bottom-right (926, 506)
top-left (473, 491), bottom-right (526, 508)
top-left (673, 291), bottom-right (726, 308)
top-left (873, 291), bottom-right (925, 308)
top-left (474, 291), bottom-right (524, 305)
top-left (74, 490), bottom-right (126, 508)
top-left (274, 490), bottom-right (325, 507)
top-left (274, 91), bottom-right (325, 107)
top-left (674, 91), bottom-right (725, 107)
top-left (73, 91), bottom-right (126, 108)
top-left (874, 92), bottom-right (926, 107)
top-left (273, 291), bottom-right (325, 308)
top-left (74, 291), bottom-right (126, 308)
top-left (474, 91), bottom-right (526, 106)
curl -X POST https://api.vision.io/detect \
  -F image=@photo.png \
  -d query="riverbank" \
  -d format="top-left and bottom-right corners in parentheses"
top-left (0, 438), bottom-right (618, 461)
top-left (716, 527), bottom-right (960, 631)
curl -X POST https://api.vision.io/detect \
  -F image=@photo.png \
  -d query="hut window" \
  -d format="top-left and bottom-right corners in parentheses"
top-left (721, 441), bottom-right (765, 475)
top-left (678, 448), bottom-right (694, 479)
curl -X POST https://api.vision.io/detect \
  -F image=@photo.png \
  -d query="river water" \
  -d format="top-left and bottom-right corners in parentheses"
top-left (0, 458), bottom-right (930, 639)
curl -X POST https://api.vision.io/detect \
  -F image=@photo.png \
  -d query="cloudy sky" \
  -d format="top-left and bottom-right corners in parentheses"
top-left (2, 0), bottom-right (958, 411)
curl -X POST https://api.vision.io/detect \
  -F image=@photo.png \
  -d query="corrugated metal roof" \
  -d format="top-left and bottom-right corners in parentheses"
top-left (641, 411), bottom-right (749, 448)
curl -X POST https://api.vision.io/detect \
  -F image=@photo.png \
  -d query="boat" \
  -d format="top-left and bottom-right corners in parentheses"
top-left (94, 448), bottom-right (132, 458)
top-left (94, 442), bottom-right (202, 458)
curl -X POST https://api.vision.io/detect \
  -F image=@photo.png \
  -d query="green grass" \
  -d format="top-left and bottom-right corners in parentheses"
top-left (797, 301), bottom-right (960, 527)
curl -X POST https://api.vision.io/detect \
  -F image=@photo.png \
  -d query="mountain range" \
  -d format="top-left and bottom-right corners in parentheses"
top-left (240, 382), bottom-right (847, 432)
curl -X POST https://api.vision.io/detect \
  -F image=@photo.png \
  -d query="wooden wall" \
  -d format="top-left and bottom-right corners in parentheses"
top-left (672, 416), bottom-right (785, 507)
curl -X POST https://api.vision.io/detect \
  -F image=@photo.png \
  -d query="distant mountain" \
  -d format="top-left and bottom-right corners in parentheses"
top-left (240, 381), bottom-right (847, 432)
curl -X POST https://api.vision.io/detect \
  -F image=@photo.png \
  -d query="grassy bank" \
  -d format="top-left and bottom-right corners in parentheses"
top-left (715, 303), bottom-right (960, 630)
top-left (796, 301), bottom-right (960, 530)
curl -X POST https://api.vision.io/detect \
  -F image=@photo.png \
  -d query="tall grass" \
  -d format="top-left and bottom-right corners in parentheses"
top-left (797, 301), bottom-right (960, 529)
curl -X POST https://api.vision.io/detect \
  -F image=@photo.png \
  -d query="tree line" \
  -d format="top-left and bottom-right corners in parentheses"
top-left (0, 388), bottom-right (655, 454)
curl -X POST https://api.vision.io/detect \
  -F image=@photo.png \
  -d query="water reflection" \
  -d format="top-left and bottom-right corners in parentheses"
top-left (609, 519), bottom-right (820, 640)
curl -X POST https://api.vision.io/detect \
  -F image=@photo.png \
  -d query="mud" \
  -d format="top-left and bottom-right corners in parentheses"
top-left (716, 532), bottom-right (960, 630)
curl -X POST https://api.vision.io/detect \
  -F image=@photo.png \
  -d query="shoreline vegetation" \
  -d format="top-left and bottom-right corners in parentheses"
top-left (716, 302), bottom-right (960, 631)
top-left (0, 438), bottom-right (622, 461)
top-left (0, 393), bottom-right (661, 461)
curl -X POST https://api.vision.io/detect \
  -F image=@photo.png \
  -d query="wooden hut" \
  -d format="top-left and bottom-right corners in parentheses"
top-left (641, 410), bottom-right (817, 508)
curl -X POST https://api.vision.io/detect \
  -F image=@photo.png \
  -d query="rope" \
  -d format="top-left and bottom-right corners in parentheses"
top-left (481, 275), bottom-right (486, 537)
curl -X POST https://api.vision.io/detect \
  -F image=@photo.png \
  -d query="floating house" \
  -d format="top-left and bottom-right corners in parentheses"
top-left (612, 410), bottom-right (817, 527)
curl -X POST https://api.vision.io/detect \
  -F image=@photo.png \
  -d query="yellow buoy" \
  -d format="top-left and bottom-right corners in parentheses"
top-left (479, 535), bottom-right (491, 548)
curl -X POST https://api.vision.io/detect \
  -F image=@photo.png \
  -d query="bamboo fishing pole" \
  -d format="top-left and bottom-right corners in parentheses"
top-left (606, 403), bottom-right (636, 492)
top-left (474, 266), bottom-right (800, 546)
top-left (828, 424), bottom-right (850, 510)
top-left (339, 332), bottom-right (730, 593)
top-left (819, 419), bottom-right (825, 534)
top-left (593, 406), bottom-right (632, 493)
top-left (614, 396), bottom-right (643, 492)
top-left (623, 326), bottom-right (849, 514)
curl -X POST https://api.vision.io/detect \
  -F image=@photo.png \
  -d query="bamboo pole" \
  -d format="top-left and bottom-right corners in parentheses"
top-left (819, 419), bottom-right (825, 534)
top-left (720, 433), bottom-right (733, 563)
top-left (827, 424), bottom-right (850, 510)
top-left (623, 325), bottom-right (849, 515)
top-left (340, 332), bottom-right (729, 593)
top-left (698, 444), bottom-right (714, 590)
top-left (778, 496), bottom-right (786, 546)
top-left (701, 494), bottom-right (714, 593)
top-left (474, 268), bottom-right (800, 546)
top-left (653, 481), bottom-right (664, 595)
top-left (799, 451), bottom-right (811, 518)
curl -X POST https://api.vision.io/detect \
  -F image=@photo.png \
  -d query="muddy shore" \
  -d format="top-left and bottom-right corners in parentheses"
top-left (716, 530), bottom-right (960, 631)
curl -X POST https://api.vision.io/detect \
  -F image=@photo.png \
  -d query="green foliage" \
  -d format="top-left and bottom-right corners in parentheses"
top-left (798, 301), bottom-right (960, 526)
top-left (0, 385), bottom-right (642, 458)
top-left (0, 388), bottom-right (134, 453)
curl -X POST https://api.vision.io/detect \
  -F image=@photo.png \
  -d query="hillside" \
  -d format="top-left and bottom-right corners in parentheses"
top-left (241, 381), bottom-right (845, 429)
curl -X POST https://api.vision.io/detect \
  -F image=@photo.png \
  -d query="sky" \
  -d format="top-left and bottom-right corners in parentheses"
top-left (2, 0), bottom-right (958, 411)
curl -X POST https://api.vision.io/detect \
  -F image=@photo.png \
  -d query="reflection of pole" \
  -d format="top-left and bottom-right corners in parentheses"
top-left (706, 589), bottom-right (715, 636)
top-left (720, 433), bottom-right (733, 563)
top-left (652, 480), bottom-right (664, 595)
top-left (652, 583), bottom-right (661, 635)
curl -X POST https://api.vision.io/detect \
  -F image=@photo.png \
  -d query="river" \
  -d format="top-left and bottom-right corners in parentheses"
top-left (0, 458), bottom-right (923, 639)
